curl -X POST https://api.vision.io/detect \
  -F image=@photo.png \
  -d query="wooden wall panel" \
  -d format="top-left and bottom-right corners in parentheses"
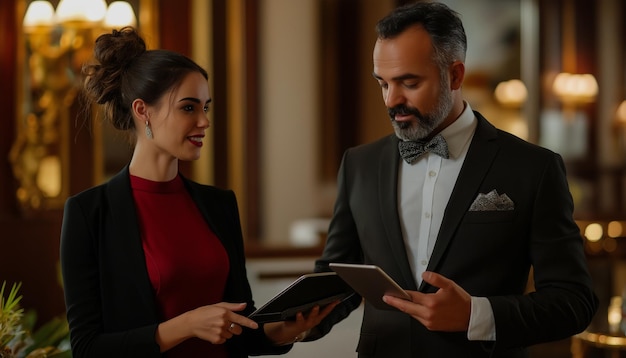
top-left (0, 0), bottom-right (66, 326)
top-left (158, 0), bottom-right (193, 177)
top-left (0, 0), bottom-right (18, 215)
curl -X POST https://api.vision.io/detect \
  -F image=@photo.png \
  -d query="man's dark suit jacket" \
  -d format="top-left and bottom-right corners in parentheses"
top-left (60, 167), bottom-right (290, 358)
top-left (313, 112), bottom-right (598, 357)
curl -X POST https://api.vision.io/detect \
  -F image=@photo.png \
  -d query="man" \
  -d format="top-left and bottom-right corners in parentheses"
top-left (306, 2), bottom-right (598, 357)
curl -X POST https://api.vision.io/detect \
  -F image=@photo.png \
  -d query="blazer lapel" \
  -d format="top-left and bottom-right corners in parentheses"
top-left (106, 167), bottom-right (157, 309)
top-left (420, 113), bottom-right (500, 291)
top-left (182, 179), bottom-right (231, 252)
top-left (379, 135), bottom-right (419, 290)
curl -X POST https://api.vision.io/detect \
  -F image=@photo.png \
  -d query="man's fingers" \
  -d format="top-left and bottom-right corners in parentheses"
top-left (421, 271), bottom-right (452, 289)
top-left (383, 292), bottom-right (420, 312)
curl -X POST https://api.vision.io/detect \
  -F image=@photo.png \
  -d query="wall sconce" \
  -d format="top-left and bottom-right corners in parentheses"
top-left (552, 72), bottom-right (598, 104)
top-left (552, 72), bottom-right (598, 122)
top-left (493, 79), bottom-right (529, 140)
top-left (494, 79), bottom-right (528, 108)
top-left (9, 0), bottom-right (136, 213)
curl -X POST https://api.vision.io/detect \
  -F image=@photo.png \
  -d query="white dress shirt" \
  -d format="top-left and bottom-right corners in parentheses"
top-left (398, 102), bottom-right (496, 341)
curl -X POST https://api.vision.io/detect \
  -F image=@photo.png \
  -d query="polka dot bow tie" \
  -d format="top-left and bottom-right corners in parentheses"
top-left (398, 134), bottom-right (449, 164)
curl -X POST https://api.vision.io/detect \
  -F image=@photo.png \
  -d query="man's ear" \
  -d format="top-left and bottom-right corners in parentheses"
top-left (132, 99), bottom-right (149, 121)
top-left (450, 61), bottom-right (465, 90)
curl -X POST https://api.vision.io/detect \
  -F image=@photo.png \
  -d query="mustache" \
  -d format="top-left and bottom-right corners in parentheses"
top-left (388, 105), bottom-right (422, 120)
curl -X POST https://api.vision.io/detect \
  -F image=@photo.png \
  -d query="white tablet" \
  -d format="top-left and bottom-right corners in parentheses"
top-left (329, 263), bottom-right (411, 310)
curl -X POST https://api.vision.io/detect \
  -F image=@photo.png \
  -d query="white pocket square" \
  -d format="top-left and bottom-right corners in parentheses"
top-left (469, 189), bottom-right (514, 211)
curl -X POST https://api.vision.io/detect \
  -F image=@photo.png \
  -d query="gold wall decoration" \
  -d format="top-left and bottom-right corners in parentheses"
top-left (10, 0), bottom-right (139, 213)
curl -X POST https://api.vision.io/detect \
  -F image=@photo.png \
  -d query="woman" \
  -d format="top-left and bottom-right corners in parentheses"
top-left (60, 27), bottom-right (334, 358)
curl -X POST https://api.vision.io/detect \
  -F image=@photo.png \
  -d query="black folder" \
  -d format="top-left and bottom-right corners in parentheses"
top-left (248, 272), bottom-right (355, 323)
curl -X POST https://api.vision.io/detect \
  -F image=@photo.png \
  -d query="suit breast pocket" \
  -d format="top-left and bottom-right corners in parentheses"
top-left (463, 210), bottom-right (516, 223)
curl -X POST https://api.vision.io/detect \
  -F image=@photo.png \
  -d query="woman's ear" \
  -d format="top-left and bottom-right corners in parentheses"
top-left (132, 99), bottom-right (149, 121)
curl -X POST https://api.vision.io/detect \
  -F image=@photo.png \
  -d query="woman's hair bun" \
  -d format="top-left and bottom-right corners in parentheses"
top-left (81, 27), bottom-right (147, 130)
top-left (93, 26), bottom-right (146, 70)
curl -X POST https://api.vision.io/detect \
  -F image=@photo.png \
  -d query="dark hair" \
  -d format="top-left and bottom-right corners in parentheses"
top-left (376, 1), bottom-right (467, 71)
top-left (81, 27), bottom-right (208, 131)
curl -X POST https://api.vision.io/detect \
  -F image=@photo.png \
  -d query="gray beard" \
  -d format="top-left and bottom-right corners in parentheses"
top-left (392, 86), bottom-right (453, 141)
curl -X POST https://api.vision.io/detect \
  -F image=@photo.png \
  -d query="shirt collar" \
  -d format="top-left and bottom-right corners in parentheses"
top-left (439, 102), bottom-right (477, 159)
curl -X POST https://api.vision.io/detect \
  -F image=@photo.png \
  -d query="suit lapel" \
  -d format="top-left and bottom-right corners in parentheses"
top-left (420, 113), bottom-right (500, 291)
top-left (379, 135), bottom-right (419, 290)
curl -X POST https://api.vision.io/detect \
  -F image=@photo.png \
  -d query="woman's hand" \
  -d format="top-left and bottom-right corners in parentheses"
top-left (156, 302), bottom-right (259, 352)
top-left (187, 302), bottom-right (259, 343)
top-left (263, 301), bottom-right (339, 345)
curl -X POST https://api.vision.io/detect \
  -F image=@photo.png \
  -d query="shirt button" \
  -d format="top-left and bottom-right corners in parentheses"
top-left (425, 212), bottom-right (431, 218)
top-left (420, 260), bottom-right (428, 266)
top-left (429, 170), bottom-right (437, 177)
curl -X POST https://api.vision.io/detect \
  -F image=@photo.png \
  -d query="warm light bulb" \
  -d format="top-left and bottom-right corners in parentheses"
top-left (104, 1), bottom-right (137, 28)
top-left (584, 223), bottom-right (603, 242)
top-left (56, 0), bottom-right (108, 23)
top-left (607, 221), bottom-right (623, 238)
top-left (37, 155), bottom-right (62, 197)
top-left (23, 1), bottom-right (56, 28)
top-left (494, 79), bottom-right (528, 107)
top-left (552, 72), bottom-right (598, 103)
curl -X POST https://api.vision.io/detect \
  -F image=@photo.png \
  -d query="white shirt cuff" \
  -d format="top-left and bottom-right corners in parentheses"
top-left (467, 296), bottom-right (496, 341)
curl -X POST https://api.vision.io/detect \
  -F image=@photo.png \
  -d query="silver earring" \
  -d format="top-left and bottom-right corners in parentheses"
top-left (145, 120), bottom-right (153, 139)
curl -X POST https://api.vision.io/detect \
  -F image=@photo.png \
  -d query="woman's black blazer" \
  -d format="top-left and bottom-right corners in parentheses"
top-left (60, 166), bottom-right (290, 357)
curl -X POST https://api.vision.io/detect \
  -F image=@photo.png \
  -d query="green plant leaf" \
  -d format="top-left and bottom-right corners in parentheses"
top-left (0, 281), bottom-right (71, 357)
top-left (0, 281), bottom-right (25, 348)
top-left (20, 310), bottom-right (38, 332)
top-left (1, 282), bottom-right (23, 312)
top-left (23, 316), bottom-right (70, 356)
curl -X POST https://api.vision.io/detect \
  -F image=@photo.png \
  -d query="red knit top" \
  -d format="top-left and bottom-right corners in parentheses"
top-left (131, 174), bottom-right (230, 358)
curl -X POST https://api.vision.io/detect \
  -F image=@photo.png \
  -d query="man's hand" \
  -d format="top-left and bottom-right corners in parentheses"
top-left (382, 271), bottom-right (471, 332)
